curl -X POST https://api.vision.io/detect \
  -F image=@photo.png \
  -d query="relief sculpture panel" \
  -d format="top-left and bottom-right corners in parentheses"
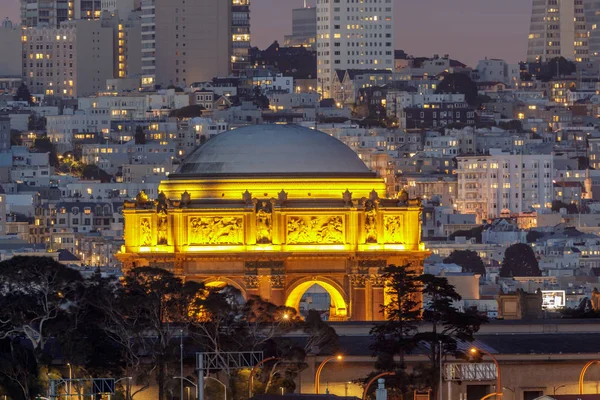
top-left (140, 217), bottom-right (152, 246)
top-left (189, 216), bottom-right (243, 245)
top-left (287, 216), bottom-right (344, 244)
top-left (384, 215), bottom-right (404, 244)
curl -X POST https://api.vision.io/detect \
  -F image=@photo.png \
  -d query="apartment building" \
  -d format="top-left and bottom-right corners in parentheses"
top-left (456, 150), bottom-right (554, 222)
top-left (231, 0), bottom-right (251, 75)
top-left (141, 0), bottom-right (232, 88)
top-left (20, 0), bottom-right (102, 28)
top-left (527, 0), bottom-right (592, 62)
top-left (22, 19), bottom-right (114, 97)
top-left (284, 6), bottom-right (317, 49)
top-left (316, 0), bottom-right (394, 98)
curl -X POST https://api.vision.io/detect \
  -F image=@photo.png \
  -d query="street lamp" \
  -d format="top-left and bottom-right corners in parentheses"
top-left (553, 385), bottom-right (566, 396)
top-left (579, 360), bottom-right (600, 394)
top-left (470, 347), bottom-right (502, 399)
top-left (174, 375), bottom-right (226, 400)
top-left (315, 355), bottom-right (343, 394)
top-left (66, 363), bottom-right (72, 398)
top-left (248, 356), bottom-right (278, 399)
top-left (362, 372), bottom-right (395, 400)
top-left (115, 377), bottom-right (132, 400)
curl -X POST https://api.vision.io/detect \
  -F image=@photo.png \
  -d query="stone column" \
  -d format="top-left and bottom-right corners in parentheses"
top-left (370, 274), bottom-right (386, 321)
top-left (350, 275), bottom-right (368, 321)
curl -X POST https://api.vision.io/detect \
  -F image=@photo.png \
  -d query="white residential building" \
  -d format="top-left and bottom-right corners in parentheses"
top-left (386, 91), bottom-right (465, 118)
top-left (473, 58), bottom-right (520, 88)
top-left (456, 150), bottom-right (554, 222)
top-left (316, 0), bottom-right (394, 98)
top-left (46, 111), bottom-right (111, 151)
top-left (252, 74), bottom-right (294, 94)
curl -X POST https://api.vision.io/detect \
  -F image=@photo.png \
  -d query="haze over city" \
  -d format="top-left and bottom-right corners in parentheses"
top-left (2, 0), bottom-right (531, 66)
top-left (4, 0), bottom-right (600, 400)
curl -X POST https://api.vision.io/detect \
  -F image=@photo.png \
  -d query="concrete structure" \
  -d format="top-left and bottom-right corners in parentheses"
top-left (22, 19), bottom-right (114, 97)
top-left (456, 150), bottom-right (554, 222)
top-left (527, 0), bottom-right (591, 62)
top-left (0, 117), bottom-right (11, 153)
top-left (231, 0), bottom-right (251, 76)
top-left (316, 0), bottom-right (394, 98)
top-left (20, 0), bottom-right (102, 28)
top-left (0, 23), bottom-right (22, 78)
top-left (284, 6), bottom-right (317, 49)
top-left (118, 125), bottom-right (427, 322)
top-left (473, 58), bottom-right (520, 88)
top-left (141, 0), bottom-right (231, 88)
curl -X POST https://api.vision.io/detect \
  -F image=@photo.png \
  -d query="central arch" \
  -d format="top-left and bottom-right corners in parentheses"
top-left (285, 277), bottom-right (348, 320)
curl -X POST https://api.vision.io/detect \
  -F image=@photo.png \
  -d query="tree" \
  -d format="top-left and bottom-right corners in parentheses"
top-left (370, 265), bottom-right (421, 375)
top-left (500, 243), bottom-right (541, 277)
top-left (169, 105), bottom-right (204, 118)
top-left (413, 275), bottom-right (488, 399)
top-left (448, 226), bottom-right (483, 243)
top-left (498, 120), bottom-right (523, 132)
top-left (443, 250), bottom-right (486, 275)
top-left (118, 267), bottom-right (206, 400)
top-left (0, 256), bottom-right (84, 363)
top-left (435, 73), bottom-right (478, 106)
top-left (252, 86), bottom-right (270, 109)
top-left (14, 83), bottom-right (33, 104)
top-left (33, 136), bottom-right (59, 168)
top-left (82, 164), bottom-right (112, 183)
top-left (134, 126), bottom-right (147, 145)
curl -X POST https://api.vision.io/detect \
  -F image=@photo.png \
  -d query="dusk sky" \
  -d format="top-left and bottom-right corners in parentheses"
top-left (1, 0), bottom-right (532, 67)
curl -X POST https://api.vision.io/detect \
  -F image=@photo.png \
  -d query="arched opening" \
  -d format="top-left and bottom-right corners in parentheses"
top-left (285, 279), bottom-right (347, 321)
top-left (203, 278), bottom-right (247, 302)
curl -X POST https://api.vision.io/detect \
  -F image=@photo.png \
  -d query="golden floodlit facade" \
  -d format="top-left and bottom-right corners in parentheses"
top-left (118, 125), bottom-right (427, 321)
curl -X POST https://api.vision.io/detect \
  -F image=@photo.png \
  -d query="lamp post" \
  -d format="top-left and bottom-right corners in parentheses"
top-left (66, 363), bottom-right (72, 398)
top-left (470, 347), bottom-right (502, 399)
top-left (115, 377), bottom-right (132, 400)
top-left (362, 372), bottom-right (395, 400)
top-left (248, 356), bottom-right (278, 399)
top-left (180, 330), bottom-right (184, 400)
top-left (315, 355), bottom-right (343, 394)
top-left (579, 360), bottom-right (600, 394)
top-left (553, 385), bottom-right (566, 395)
top-left (174, 375), bottom-right (226, 400)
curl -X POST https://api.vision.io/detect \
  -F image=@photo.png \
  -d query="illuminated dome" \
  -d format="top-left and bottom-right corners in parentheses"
top-left (174, 124), bottom-right (373, 178)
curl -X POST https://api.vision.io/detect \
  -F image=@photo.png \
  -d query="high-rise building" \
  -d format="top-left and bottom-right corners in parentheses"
top-left (284, 6), bottom-right (317, 49)
top-left (527, 0), bottom-right (591, 62)
top-left (316, 0), bottom-right (394, 99)
top-left (141, 0), bottom-right (232, 89)
top-left (584, 1), bottom-right (600, 60)
top-left (22, 19), bottom-right (114, 97)
top-left (231, 0), bottom-right (251, 76)
top-left (0, 20), bottom-right (22, 78)
top-left (20, 0), bottom-right (102, 28)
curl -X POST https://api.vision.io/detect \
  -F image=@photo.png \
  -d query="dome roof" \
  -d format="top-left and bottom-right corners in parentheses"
top-left (174, 124), bottom-right (373, 177)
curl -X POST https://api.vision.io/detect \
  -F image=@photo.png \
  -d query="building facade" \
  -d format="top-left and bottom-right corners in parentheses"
top-left (527, 0), bottom-right (591, 62)
top-left (118, 125), bottom-right (427, 322)
top-left (316, 0), bottom-right (394, 98)
top-left (141, 0), bottom-right (232, 89)
top-left (20, 0), bottom-right (102, 28)
top-left (0, 23), bottom-right (23, 78)
top-left (22, 19), bottom-right (114, 97)
top-left (456, 150), bottom-right (554, 222)
top-left (231, 0), bottom-right (251, 76)
top-left (284, 6), bottom-right (317, 49)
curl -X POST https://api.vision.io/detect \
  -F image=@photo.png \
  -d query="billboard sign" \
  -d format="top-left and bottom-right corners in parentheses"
top-left (542, 290), bottom-right (566, 309)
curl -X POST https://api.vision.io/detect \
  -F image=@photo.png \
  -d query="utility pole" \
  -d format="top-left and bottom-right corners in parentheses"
top-left (439, 340), bottom-right (443, 400)
top-left (180, 330), bottom-right (184, 400)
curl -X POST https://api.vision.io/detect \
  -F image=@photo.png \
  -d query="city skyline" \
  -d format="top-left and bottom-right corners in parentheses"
top-left (3, 0), bottom-right (531, 66)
